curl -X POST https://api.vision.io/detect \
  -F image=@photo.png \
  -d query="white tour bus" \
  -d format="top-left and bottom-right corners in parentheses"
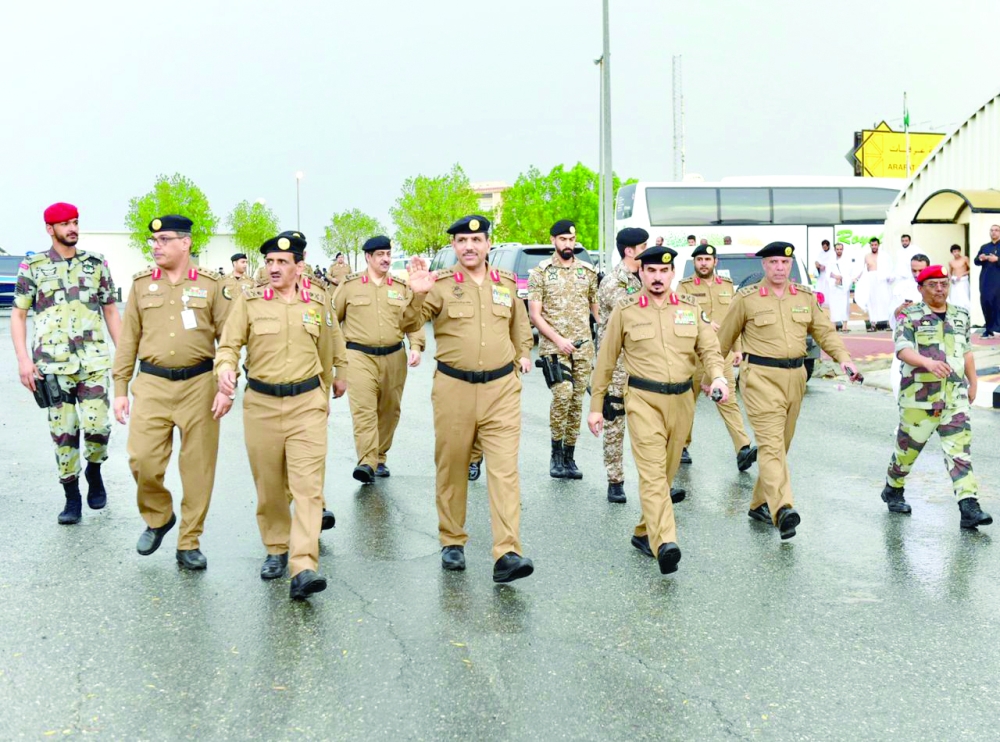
top-left (614, 176), bottom-right (905, 289)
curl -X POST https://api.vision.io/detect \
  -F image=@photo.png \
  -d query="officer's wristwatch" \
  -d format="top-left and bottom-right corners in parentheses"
top-left (712, 376), bottom-right (728, 386)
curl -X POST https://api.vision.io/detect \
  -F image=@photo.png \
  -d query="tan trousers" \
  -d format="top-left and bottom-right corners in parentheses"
top-left (431, 370), bottom-right (522, 561)
top-left (346, 348), bottom-right (407, 469)
top-left (739, 364), bottom-right (806, 524)
top-left (686, 354), bottom-right (751, 452)
top-left (243, 386), bottom-right (327, 576)
top-left (127, 372), bottom-right (219, 550)
top-left (627, 388), bottom-right (693, 554)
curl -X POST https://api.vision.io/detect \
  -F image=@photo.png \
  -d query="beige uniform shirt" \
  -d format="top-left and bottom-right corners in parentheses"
top-left (332, 271), bottom-right (426, 350)
top-left (215, 285), bottom-right (347, 391)
top-left (591, 291), bottom-right (725, 413)
top-left (400, 268), bottom-right (532, 371)
top-left (113, 265), bottom-right (227, 397)
top-left (328, 263), bottom-right (351, 286)
top-left (678, 273), bottom-right (741, 355)
top-left (717, 281), bottom-right (849, 362)
top-left (220, 271), bottom-right (255, 301)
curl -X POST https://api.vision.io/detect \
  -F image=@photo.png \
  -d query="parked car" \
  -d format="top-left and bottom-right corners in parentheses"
top-left (389, 257), bottom-right (409, 281)
top-left (0, 254), bottom-right (25, 308)
top-left (428, 247), bottom-right (457, 272)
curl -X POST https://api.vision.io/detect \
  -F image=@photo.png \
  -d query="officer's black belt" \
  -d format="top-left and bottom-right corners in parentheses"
top-left (745, 354), bottom-right (805, 369)
top-left (247, 375), bottom-right (321, 398)
top-left (436, 361), bottom-right (514, 384)
top-left (347, 341), bottom-right (404, 356)
top-left (627, 376), bottom-right (693, 395)
top-left (139, 358), bottom-right (214, 381)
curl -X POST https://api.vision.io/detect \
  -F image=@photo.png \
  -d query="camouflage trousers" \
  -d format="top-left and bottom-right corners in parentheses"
top-left (549, 350), bottom-right (592, 447)
top-left (603, 361), bottom-right (628, 483)
top-left (886, 404), bottom-right (977, 500)
top-left (46, 369), bottom-right (111, 483)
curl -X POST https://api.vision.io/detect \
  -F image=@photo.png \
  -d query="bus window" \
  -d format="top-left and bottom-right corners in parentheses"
top-left (615, 183), bottom-right (636, 220)
top-left (646, 188), bottom-right (718, 226)
top-left (772, 188), bottom-right (839, 225)
top-left (719, 188), bottom-right (771, 224)
top-left (840, 188), bottom-right (897, 223)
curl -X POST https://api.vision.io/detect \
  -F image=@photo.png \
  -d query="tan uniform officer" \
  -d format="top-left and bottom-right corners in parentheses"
top-left (678, 244), bottom-right (757, 472)
top-left (333, 235), bottom-right (425, 483)
top-left (215, 231), bottom-right (348, 600)
top-left (220, 252), bottom-right (255, 301)
top-left (589, 246), bottom-right (728, 575)
top-left (402, 214), bottom-right (536, 583)
top-left (112, 214), bottom-right (233, 570)
top-left (328, 253), bottom-right (351, 286)
top-left (717, 241), bottom-right (859, 539)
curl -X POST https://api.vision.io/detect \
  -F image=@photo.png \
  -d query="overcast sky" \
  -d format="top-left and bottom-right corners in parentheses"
top-left (1, 0), bottom-right (997, 253)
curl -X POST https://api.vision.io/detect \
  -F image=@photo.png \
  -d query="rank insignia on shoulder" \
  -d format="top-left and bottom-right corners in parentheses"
top-left (490, 269), bottom-right (500, 283)
top-left (639, 295), bottom-right (649, 308)
top-left (263, 288), bottom-right (274, 301)
top-left (669, 293), bottom-right (679, 305)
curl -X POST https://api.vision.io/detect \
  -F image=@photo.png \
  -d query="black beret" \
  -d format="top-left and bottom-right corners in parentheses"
top-left (616, 227), bottom-right (649, 248)
top-left (756, 241), bottom-right (795, 258)
top-left (231, 253), bottom-right (247, 262)
top-left (447, 215), bottom-right (491, 235)
top-left (363, 235), bottom-right (392, 252)
top-left (638, 245), bottom-right (677, 266)
top-left (260, 231), bottom-right (307, 257)
top-left (149, 214), bottom-right (193, 233)
top-left (691, 244), bottom-right (717, 258)
top-left (550, 219), bottom-right (576, 237)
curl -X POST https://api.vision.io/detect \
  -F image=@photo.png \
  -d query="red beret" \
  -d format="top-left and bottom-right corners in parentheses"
top-left (916, 265), bottom-right (947, 284)
top-left (44, 202), bottom-right (79, 224)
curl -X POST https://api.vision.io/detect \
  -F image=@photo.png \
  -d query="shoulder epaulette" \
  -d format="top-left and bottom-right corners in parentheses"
top-left (579, 260), bottom-right (597, 272)
top-left (436, 268), bottom-right (456, 280)
top-left (901, 302), bottom-right (925, 316)
top-left (738, 283), bottom-right (760, 297)
top-left (617, 295), bottom-right (639, 310)
top-left (392, 274), bottom-right (408, 286)
top-left (245, 287), bottom-right (264, 300)
top-left (80, 250), bottom-right (106, 264)
top-left (132, 267), bottom-right (154, 280)
top-left (197, 266), bottom-right (219, 281)
top-left (496, 268), bottom-right (517, 282)
top-left (719, 275), bottom-right (734, 284)
top-left (793, 282), bottom-right (813, 294)
top-left (678, 294), bottom-right (699, 307)
top-left (535, 259), bottom-right (553, 271)
top-left (309, 289), bottom-right (327, 305)
top-left (677, 276), bottom-right (694, 285)
top-left (24, 252), bottom-right (49, 265)
top-left (952, 304), bottom-right (970, 316)
top-left (343, 271), bottom-right (363, 283)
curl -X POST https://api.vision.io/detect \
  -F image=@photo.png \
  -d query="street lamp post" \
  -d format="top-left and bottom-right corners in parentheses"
top-left (600, 0), bottom-right (613, 267)
top-left (295, 171), bottom-right (304, 231)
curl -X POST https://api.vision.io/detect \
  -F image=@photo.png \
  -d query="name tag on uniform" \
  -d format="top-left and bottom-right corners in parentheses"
top-left (492, 286), bottom-right (512, 307)
top-left (184, 287), bottom-right (208, 299)
top-left (674, 309), bottom-right (696, 325)
top-left (181, 309), bottom-right (198, 329)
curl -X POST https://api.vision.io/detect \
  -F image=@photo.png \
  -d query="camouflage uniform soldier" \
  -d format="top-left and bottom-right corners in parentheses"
top-left (881, 265), bottom-right (992, 528)
top-left (527, 219), bottom-right (599, 479)
top-left (11, 202), bottom-right (122, 524)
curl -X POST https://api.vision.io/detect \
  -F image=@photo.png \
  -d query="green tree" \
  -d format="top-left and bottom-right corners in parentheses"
top-left (125, 173), bottom-right (218, 257)
top-left (226, 200), bottom-right (280, 272)
top-left (494, 163), bottom-right (633, 251)
top-left (389, 163), bottom-right (480, 255)
top-left (321, 209), bottom-right (388, 267)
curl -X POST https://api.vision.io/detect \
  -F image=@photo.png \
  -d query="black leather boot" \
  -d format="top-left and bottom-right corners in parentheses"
top-left (549, 440), bottom-right (566, 479)
top-left (85, 462), bottom-right (107, 509)
top-left (59, 479), bottom-right (82, 525)
top-left (562, 444), bottom-right (582, 479)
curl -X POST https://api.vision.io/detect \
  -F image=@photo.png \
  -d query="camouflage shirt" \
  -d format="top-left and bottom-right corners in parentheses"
top-left (14, 248), bottom-right (116, 375)
top-left (527, 256), bottom-right (597, 355)
top-left (597, 261), bottom-right (642, 345)
top-left (895, 301), bottom-right (972, 410)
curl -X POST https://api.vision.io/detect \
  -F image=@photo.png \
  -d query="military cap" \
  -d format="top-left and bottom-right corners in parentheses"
top-left (363, 235), bottom-right (392, 252)
top-left (691, 244), bottom-right (717, 258)
top-left (756, 241), bottom-right (795, 258)
top-left (231, 253), bottom-right (247, 262)
top-left (616, 227), bottom-right (649, 248)
top-left (149, 214), bottom-right (193, 233)
top-left (915, 265), bottom-right (947, 284)
top-left (638, 245), bottom-right (677, 266)
top-left (550, 219), bottom-right (576, 237)
top-left (261, 231), bottom-right (307, 257)
top-left (44, 202), bottom-right (78, 224)
top-left (447, 215), bottom-right (491, 235)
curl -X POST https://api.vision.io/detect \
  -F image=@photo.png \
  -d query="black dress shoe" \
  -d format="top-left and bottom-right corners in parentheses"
top-left (607, 481), bottom-right (626, 503)
top-left (375, 463), bottom-right (391, 478)
top-left (260, 553), bottom-right (289, 580)
top-left (881, 484), bottom-right (911, 514)
top-left (736, 445), bottom-right (758, 472)
top-left (776, 506), bottom-right (800, 540)
top-left (630, 534), bottom-right (654, 558)
top-left (290, 570), bottom-right (327, 600)
top-left (748, 503), bottom-right (772, 524)
top-left (670, 486), bottom-right (686, 504)
top-left (468, 460), bottom-right (482, 481)
top-left (353, 464), bottom-right (375, 484)
top-left (441, 545), bottom-right (466, 571)
top-left (493, 552), bottom-right (534, 583)
top-left (137, 512), bottom-right (177, 555)
top-left (85, 464), bottom-right (107, 510)
top-left (959, 497), bottom-right (993, 529)
top-left (680, 448), bottom-right (692, 465)
top-left (176, 549), bottom-right (207, 570)
top-left (322, 510), bottom-right (336, 530)
top-left (657, 542), bottom-right (682, 574)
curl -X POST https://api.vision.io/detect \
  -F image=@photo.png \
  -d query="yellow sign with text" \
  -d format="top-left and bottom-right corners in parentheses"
top-left (854, 121), bottom-right (945, 178)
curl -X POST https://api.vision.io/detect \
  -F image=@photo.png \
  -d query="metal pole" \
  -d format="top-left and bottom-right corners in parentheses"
top-left (296, 178), bottom-right (301, 230)
top-left (597, 57), bottom-right (605, 257)
top-left (601, 0), bottom-right (614, 266)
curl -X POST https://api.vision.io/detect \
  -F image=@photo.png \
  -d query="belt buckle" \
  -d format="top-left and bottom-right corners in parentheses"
top-left (470, 370), bottom-right (486, 383)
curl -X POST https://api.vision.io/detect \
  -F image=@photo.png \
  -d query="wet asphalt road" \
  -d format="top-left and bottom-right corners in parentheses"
top-left (1, 312), bottom-right (999, 741)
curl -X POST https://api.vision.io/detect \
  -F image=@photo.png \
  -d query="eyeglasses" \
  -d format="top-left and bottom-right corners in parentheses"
top-left (146, 235), bottom-right (183, 248)
top-left (922, 280), bottom-right (950, 290)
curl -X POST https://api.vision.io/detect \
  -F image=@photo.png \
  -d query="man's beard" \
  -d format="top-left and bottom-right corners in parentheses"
top-left (558, 248), bottom-right (574, 260)
top-left (55, 234), bottom-right (78, 247)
